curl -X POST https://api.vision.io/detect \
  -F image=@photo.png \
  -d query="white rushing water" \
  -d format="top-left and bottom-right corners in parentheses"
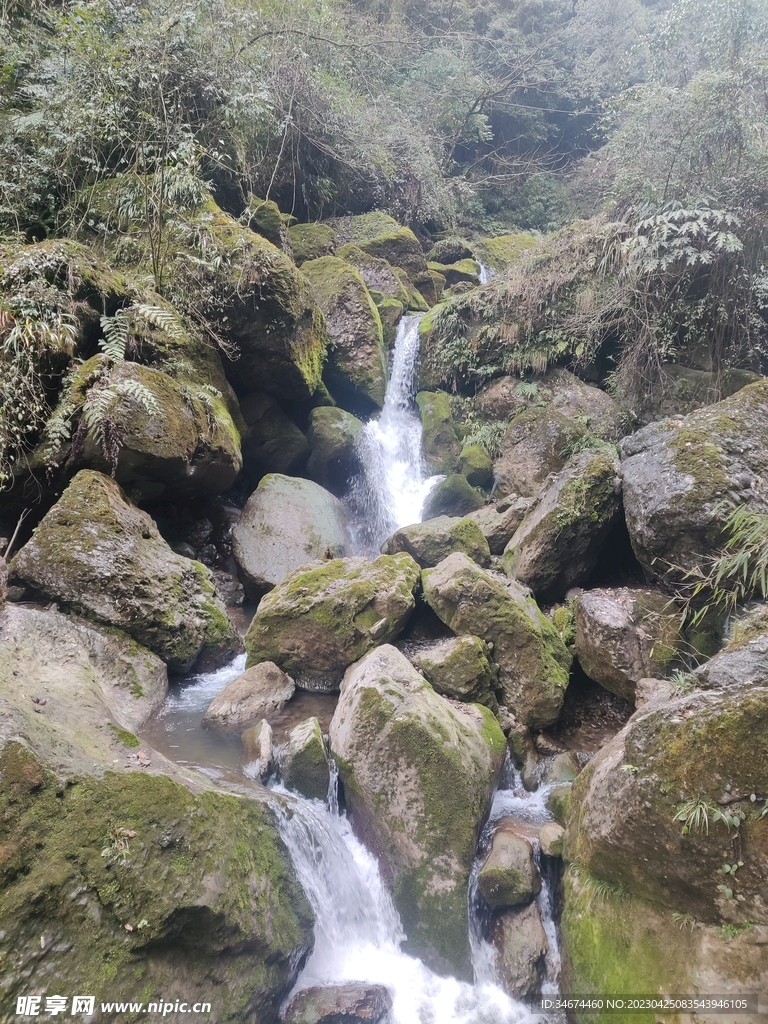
top-left (273, 783), bottom-right (539, 1024)
top-left (478, 261), bottom-right (493, 285)
top-left (348, 314), bottom-right (444, 552)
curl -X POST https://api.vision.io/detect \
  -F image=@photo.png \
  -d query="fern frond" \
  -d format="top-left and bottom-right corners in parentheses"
top-left (132, 303), bottom-right (186, 339)
top-left (99, 310), bottom-right (130, 362)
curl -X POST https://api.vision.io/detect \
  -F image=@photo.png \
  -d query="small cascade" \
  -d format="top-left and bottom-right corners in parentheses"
top-left (478, 261), bottom-right (493, 285)
top-left (534, 843), bottom-right (562, 996)
top-left (273, 787), bottom-right (535, 1024)
top-left (347, 314), bottom-right (443, 552)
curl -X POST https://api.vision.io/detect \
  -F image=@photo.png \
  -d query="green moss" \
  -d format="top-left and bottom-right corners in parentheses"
top-left (289, 222), bottom-right (337, 264)
top-left (474, 233), bottom-right (538, 271)
top-left (422, 474), bottom-right (484, 519)
top-left (108, 725), bottom-right (140, 748)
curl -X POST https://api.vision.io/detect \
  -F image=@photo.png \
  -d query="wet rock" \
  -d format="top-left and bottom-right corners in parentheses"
top-left (302, 256), bottom-right (387, 413)
top-left (575, 587), bottom-right (684, 701)
top-left (10, 470), bottom-right (241, 673)
top-left (422, 553), bottom-right (572, 728)
top-left (544, 750), bottom-right (581, 786)
top-left (421, 474), bottom-right (484, 519)
top-left (306, 406), bottom-right (363, 496)
top-left (547, 785), bottom-right (572, 825)
top-left (620, 377), bottom-right (768, 584)
top-left (240, 391), bottom-right (310, 478)
top-left (202, 662), bottom-right (295, 733)
top-left (503, 450), bottom-right (621, 601)
top-left (383, 515), bottom-right (490, 568)
top-left (410, 634), bottom-right (497, 708)
top-left (244, 554), bottom-right (421, 688)
top-left (211, 568), bottom-right (245, 607)
top-left (539, 822), bottom-right (565, 857)
top-left (478, 826), bottom-right (541, 909)
top-left (281, 983), bottom-right (393, 1024)
top-left (491, 901), bottom-right (548, 1000)
top-left (232, 474), bottom-right (350, 594)
top-left (465, 499), bottom-right (534, 555)
top-left (278, 717), bottom-right (330, 801)
top-left (415, 391), bottom-right (461, 475)
top-left (376, 297), bottom-right (405, 346)
top-left (457, 444), bottom-right (494, 487)
top-left (329, 644), bottom-right (506, 978)
top-left (242, 719), bottom-right (274, 781)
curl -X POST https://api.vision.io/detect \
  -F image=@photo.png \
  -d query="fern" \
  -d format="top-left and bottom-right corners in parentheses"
top-left (99, 310), bottom-right (130, 362)
top-left (113, 378), bottom-right (161, 416)
top-left (131, 303), bottom-right (186, 340)
top-left (82, 383), bottom-right (116, 448)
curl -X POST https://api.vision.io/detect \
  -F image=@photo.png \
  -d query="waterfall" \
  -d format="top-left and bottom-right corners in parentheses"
top-left (347, 315), bottom-right (443, 552)
top-left (272, 787), bottom-right (535, 1024)
top-left (478, 262), bottom-right (493, 285)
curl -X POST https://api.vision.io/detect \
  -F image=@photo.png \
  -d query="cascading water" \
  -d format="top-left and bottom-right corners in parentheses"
top-left (272, 783), bottom-right (538, 1024)
top-left (478, 261), bottom-right (493, 285)
top-left (347, 314), bottom-right (444, 552)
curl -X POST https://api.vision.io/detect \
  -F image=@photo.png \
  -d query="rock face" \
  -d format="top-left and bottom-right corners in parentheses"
top-left (277, 717), bottom-right (330, 801)
top-left (244, 554), bottom-right (421, 688)
top-left (411, 635), bottom-right (497, 708)
top-left (503, 451), bottom-right (621, 601)
top-left (575, 587), bottom-right (683, 701)
top-left (232, 474), bottom-right (350, 594)
top-left (282, 983), bottom-right (393, 1024)
top-left (0, 607), bottom-right (313, 1021)
top-left (288, 222), bottom-right (337, 265)
top-left (415, 391), bottom-right (461, 475)
top-left (465, 498), bottom-right (534, 555)
top-left (10, 471), bottom-right (240, 673)
top-left (421, 474), bottom-right (484, 519)
top-left (539, 822), bottom-right (565, 857)
top-left (620, 378), bottom-right (768, 583)
top-left (202, 663), bottom-right (295, 732)
top-left (478, 369), bottom-right (622, 436)
top-left (306, 406), bottom-right (363, 495)
top-left (242, 719), bottom-right (274, 781)
top-left (240, 391), bottom-right (310, 478)
top-left (457, 444), bottom-right (494, 487)
top-left (490, 902), bottom-right (548, 999)
top-left (336, 243), bottom-right (412, 308)
top-left (694, 607), bottom-right (768, 689)
top-left (329, 645), bottom-right (506, 977)
top-left (477, 827), bottom-right (541, 909)
top-left (422, 553), bottom-right (572, 728)
top-left (383, 515), bottom-right (491, 568)
top-left (494, 406), bottom-right (587, 497)
top-left (301, 256), bottom-right (387, 413)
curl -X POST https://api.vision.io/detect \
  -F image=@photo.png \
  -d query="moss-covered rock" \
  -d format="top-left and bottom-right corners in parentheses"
top-left (640, 363), bottom-right (763, 423)
top-left (232, 474), bottom-right (350, 594)
top-left (240, 391), bottom-right (310, 479)
top-left (473, 233), bottom-right (538, 272)
top-left (383, 515), bottom-right (491, 568)
top-left (477, 826), bottom-right (541, 909)
top-left (620, 378), bottom-right (768, 584)
top-left (375, 297), bottom-right (405, 347)
top-left (288, 222), bottom-right (337, 265)
top-left (502, 450), bottom-right (621, 601)
top-left (244, 195), bottom-right (293, 253)
top-left (277, 717), bottom-right (330, 801)
top-left (421, 474), bottom-right (484, 519)
top-left (465, 498), bottom-right (534, 554)
top-left (306, 406), bottom-right (363, 495)
top-left (422, 552), bottom-right (572, 728)
top-left (330, 213), bottom-right (436, 306)
top-left (494, 405), bottom-right (588, 498)
top-left (426, 238), bottom-right (474, 264)
top-left (244, 553), bottom-right (421, 689)
top-left (328, 644), bottom-right (506, 977)
top-left (575, 587), bottom-right (684, 701)
top-left (427, 258), bottom-right (480, 286)
top-left (457, 444), bottom-right (494, 487)
top-left (10, 471), bottom-right (241, 673)
top-left (415, 390), bottom-right (461, 475)
top-left (301, 256), bottom-right (387, 413)
top-left (335, 242), bottom-right (412, 308)
top-left (410, 634), bottom-right (498, 708)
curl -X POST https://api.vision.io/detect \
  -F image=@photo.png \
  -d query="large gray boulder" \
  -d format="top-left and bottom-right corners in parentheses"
top-left (465, 498), bottom-right (534, 555)
top-left (477, 825), bottom-right (541, 909)
top-left (575, 587), bottom-right (683, 701)
top-left (620, 378), bottom-right (768, 584)
top-left (493, 406), bottom-right (588, 498)
top-left (10, 471), bottom-right (241, 673)
top-left (202, 662), bottom-right (295, 733)
top-left (244, 554), bottom-right (421, 689)
top-left (410, 634), bottom-right (497, 708)
top-left (490, 902), bottom-right (548, 1000)
top-left (232, 474), bottom-right (350, 594)
top-left (503, 450), bottom-right (621, 601)
top-left (382, 515), bottom-right (491, 568)
top-left (282, 983), bottom-right (392, 1024)
top-left (305, 406), bottom-right (363, 496)
top-left (329, 645), bottom-right (506, 978)
top-left (422, 553), bottom-right (572, 728)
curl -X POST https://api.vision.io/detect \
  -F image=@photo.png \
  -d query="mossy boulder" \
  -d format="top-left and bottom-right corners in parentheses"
top-left (575, 587), bottom-right (684, 701)
top-left (641, 363), bottom-right (763, 423)
top-left (426, 258), bottom-right (480, 287)
top-left (421, 474), bottom-right (484, 519)
top-left (328, 644), bottom-right (506, 978)
top-left (240, 391), bottom-right (309, 479)
top-left (288, 222), bottom-right (337, 265)
top-left (565, 675), bottom-right (768, 924)
top-left (330, 212), bottom-right (437, 306)
top-left (561, 869), bottom-right (768, 1023)
top-left (411, 635), bottom-right (497, 708)
top-left (383, 515), bottom-right (491, 568)
top-left (306, 406), bottom-right (363, 496)
top-left (426, 238), bottom-right (473, 264)
top-left (473, 233), bottom-right (538, 272)
top-left (335, 242), bottom-right (412, 308)
top-left (457, 444), bottom-right (493, 487)
top-left (465, 498), bottom-right (534, 555)
top-left (301, 256), bottom-right (387, 413)
top-left (415, 390), bottom-right (461, 475)
top-left (277, 717), bottom-right (330, 801)
top-left (693, 605), bottom-right (768, 689)
top-left (422, 552), bottom-right (572, 728)
top-left (244, 196), bottom-right (293, 253)
top-left (10, 470), bottom-right (241, 673)
top-left (232, 474), bottom-right (350, 594)
top-left (502, 450), bottom-right (621, 601)
top-left (620, 378), bottom-right (768, 584)
top-left (494, 406), bottom-right (588, 498)
top-left (56, 357), bottom-right (242, 498)
top-left (202, 662), bottom-right (295, 733)
top-left (244, 553), bottom-right (421, 689)
top-left (478, 826), bottom-right (541, 909)
top-left (375, 297), bottom-right (405, 346)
